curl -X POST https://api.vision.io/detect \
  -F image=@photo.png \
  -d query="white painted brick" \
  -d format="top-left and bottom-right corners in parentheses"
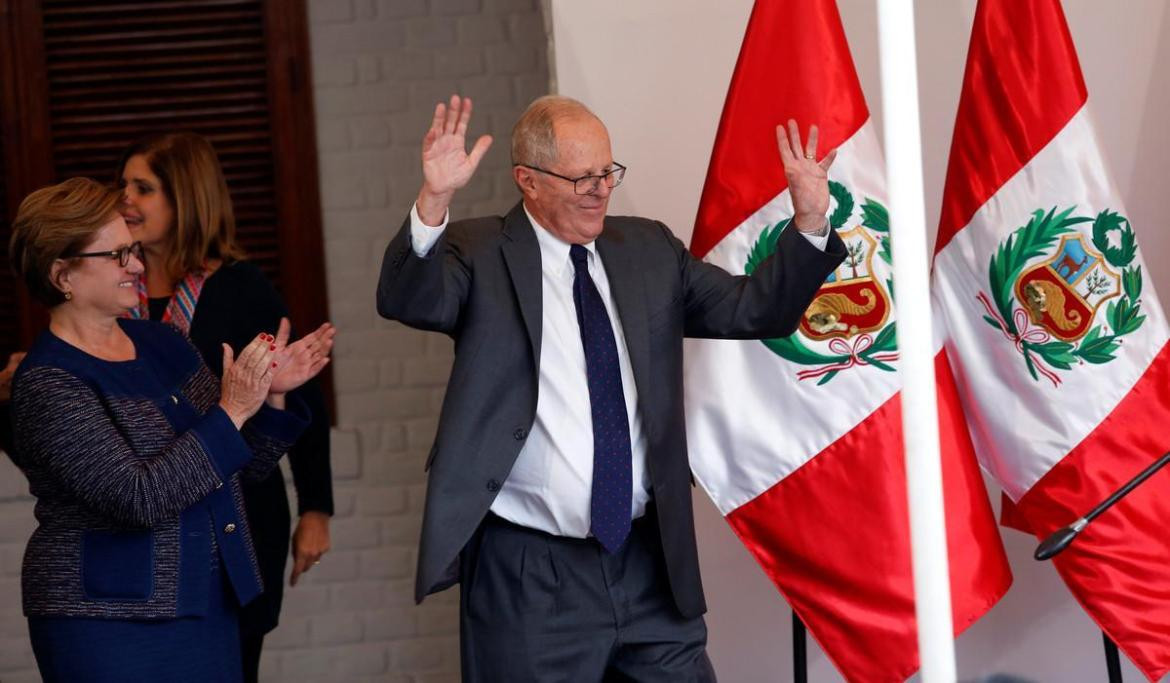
top-left (401, 357), bottom-right (452, 387)
top-left (350, 117), bottom-right (392, 148)
top-left (431, 0), bottom-right (482, 16)
top-left (403, 18), bottom-right (457, 49)
top-left (333, 358), bottom-right (381, 393)
top-left (379, 578), bottom-right (418, 607)
top-left (356, 54), bottom-right (382, 83)
top-left (282, 584), bottom-right (331, 617)
top-left (313, 58), bottom-right (359, 87)
top-left (375, 0), bottom-right (428, 19)
top-left (433, 50), bottom-right (484, 79)
top-left (311, 612), bottom-right (364, 645)
top-left (484, 0), bottom-right (535, 11)
top-left (357, 486), bottom-right (409, 516)
top-left (308, 549), bottom-right (362, 583)
top-left (331, 580), bottom-right (386, 611)
top-left (359, 546), bottom-right (414, 580)
top-left (382, 50), bottom-right (435, 81)
top-left (485, 43), bottom-right (537, 75)
top-left (456, 15), bottom-right (508, 45)
top-left (331, 518), bottom-right (383, 550)
top-left (309, 0), bottom-right (354, 24)
top-left (331, 428), bottom-right (363, 479)
top-left (266, 615), bottom-right (311, 650)
top-left (313, 23), bottom-right (407, 54)
top-left (276, 647), bottom-right (335, 677)
top-left (331, 486), bottom-right (359, 518)
top-left (0, 506), bottom-right (35, 543)
top-left (380, 423), bottom-right (407, 453)
top-left (0, 460), bottom-right (30, 500)
top-left (392, 638), bottom-right (446, 671)
top-left (363, 606), bottom-right (417, 640)
top-left (335, 643), bottom-right (389, 676)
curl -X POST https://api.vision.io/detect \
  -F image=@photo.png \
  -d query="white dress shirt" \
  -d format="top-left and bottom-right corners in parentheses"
top-left (408, 202), bottom-right (829, 537)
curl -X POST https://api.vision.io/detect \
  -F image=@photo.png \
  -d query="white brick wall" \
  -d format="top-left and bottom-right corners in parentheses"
top-left (0, 1), bottom-right (549, 680)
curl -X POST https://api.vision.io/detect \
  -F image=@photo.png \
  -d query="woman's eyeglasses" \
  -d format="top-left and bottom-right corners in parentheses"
top-left (68, 241), bottom-right (144, 268)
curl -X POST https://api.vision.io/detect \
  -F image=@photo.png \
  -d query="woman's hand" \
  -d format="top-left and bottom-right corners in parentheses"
top-left (219, 333), bottom-right (278, 429)
top-left (269, 318), bottom-right (335, 396)
top-left (289, 510), bottom-right (332, 586)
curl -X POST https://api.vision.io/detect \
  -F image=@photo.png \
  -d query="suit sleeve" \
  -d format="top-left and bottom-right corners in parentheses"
top-left (376, 214), bottom-right (472, 335)
top-left (663, 221), bottom-right (846, 339)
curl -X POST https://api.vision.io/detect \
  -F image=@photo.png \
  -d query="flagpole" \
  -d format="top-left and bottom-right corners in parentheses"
top-left (874, 1), bottom-right (957, 681)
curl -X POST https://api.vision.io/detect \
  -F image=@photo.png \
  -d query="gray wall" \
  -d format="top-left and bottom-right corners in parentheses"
top-left (0, 1), bottom-right (549, 681)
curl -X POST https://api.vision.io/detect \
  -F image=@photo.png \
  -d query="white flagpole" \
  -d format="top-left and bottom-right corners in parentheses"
top-left (874, 1), bottom-right (957, 681)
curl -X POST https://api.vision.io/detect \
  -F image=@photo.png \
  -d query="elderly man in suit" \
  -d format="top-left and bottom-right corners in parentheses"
top-left (377, 94), bottom-right (845, 682)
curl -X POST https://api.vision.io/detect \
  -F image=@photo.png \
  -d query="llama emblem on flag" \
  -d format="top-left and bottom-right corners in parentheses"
top-left (979, 206), bottom-right (1146, 386)
top-left (746, 181), bottom-right (898, 385)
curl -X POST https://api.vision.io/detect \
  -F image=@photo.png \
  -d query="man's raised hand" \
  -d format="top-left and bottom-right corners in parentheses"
top-left (777, 119), bottom-right (838, 233)
top-left (417, 94), bottom-right (493, 226)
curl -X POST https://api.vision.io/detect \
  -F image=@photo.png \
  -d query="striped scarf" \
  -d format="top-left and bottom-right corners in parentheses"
top-left (128, 268), bottom-right (208, 337)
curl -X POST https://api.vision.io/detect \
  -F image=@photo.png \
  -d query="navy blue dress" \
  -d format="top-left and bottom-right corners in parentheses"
top-left (12, 319), bottom-right (307, 683)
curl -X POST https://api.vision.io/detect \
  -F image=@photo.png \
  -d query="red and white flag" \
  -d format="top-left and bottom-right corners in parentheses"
top-left (934, 0), bottom-right (1170, 679)
top-left (684, 1), bottom-right (1011, 680)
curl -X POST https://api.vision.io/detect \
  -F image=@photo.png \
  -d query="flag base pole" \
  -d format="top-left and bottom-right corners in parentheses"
top-left (792, 612), bottom-right (807, 683)
top-left (1103, 633), bottom-right (1123, 683)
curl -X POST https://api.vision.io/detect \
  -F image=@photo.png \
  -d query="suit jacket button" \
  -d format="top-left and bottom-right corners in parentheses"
top-left (486, 479), bottom-right (500, 492)
top-left (513, 427), bottom-right (527, 441)
top-left (224, 522), bottom-right (237, 534)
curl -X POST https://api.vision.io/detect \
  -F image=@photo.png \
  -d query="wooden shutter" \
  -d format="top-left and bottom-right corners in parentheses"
top-left (0, 0), bottom-right (330, 404)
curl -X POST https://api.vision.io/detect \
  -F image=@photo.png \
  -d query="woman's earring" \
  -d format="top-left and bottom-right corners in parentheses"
top-left (64, 291), bottom-right (72, 301)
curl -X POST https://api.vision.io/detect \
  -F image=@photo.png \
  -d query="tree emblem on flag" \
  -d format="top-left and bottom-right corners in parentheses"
top-left (745, 181), bottom-right (898, 385)
top-left (979, 207), bottom-right (1146, 386)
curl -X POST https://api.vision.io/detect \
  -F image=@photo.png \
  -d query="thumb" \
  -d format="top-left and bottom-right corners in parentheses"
top-left (222, 343), bottom-right (235, 373)
top-left (467, 134), bottom-right (493, 169)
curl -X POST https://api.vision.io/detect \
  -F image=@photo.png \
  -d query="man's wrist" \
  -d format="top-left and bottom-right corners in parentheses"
top-left (416, 188), bottom-right (453, 227)
top-left (793, 213), bottom-right (829, 235)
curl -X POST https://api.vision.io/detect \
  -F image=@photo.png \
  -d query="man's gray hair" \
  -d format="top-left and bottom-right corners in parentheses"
top-left (511, 95), bottom-right (597, 168)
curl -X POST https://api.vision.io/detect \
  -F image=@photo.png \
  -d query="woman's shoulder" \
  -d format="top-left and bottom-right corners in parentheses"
top-left (204, 259), bottom-right (270, 291)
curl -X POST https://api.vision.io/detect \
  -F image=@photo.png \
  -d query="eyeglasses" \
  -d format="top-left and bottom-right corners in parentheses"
top-left (517, 162), bottom-right (627, 195)
top-left (68, 241), bottom-right (144, 268)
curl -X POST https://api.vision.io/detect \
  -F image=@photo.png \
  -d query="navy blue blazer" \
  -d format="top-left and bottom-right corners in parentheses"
top-left (10, 319), bottom-right (308, 619)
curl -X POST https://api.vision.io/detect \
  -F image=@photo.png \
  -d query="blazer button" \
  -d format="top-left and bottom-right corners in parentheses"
top-left (224, 522), bottom-right (237, 534)
top-left (486, 479), bottom-right (500, 492)
top-left (513, 427), bottom-right (527, 441)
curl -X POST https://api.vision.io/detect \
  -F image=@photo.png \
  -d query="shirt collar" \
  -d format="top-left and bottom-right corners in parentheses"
top-left (523, 202), bottom-right (598, 279)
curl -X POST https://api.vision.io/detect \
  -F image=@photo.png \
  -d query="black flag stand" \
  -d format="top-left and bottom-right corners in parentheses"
top-left (1103, 634), bottom-right (1123, 683)
top-left (793, 612), bottom-right (807, 683)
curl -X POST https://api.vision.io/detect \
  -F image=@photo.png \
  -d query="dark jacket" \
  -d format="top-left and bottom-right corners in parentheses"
top-left (179, 260), bottom-right (333, 636)
top-left (375, 202), bottom-right (844, 618)
top-left (10, 319), bottom-right (308, 619)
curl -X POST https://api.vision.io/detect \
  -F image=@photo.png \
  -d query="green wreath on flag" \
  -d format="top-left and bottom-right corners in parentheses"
top-left (979, 207), bottom-right (1146, 386)
top-left (745, 181), bottom-right (898, 386)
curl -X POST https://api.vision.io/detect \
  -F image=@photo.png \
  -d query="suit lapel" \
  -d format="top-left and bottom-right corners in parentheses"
top-left (597, 224), bottom-right (652, 431)
top-left (501, 203), bottom-right (543, 362)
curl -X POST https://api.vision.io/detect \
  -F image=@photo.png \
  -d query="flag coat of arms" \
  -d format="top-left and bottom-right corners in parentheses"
top-left (683, 1), bottom-right (1011, 680)
top-left (933, 0), bottom-right (1170, 679)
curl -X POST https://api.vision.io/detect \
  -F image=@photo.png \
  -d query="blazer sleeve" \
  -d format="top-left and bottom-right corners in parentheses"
top-left (662, 221), bottom-right (846, 339)
top-left (11, 365), bottom-right (255, 528)
top-left (375, 214), bottom-right (472, 335)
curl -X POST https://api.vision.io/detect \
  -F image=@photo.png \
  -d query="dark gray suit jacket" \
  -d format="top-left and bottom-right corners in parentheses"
top-left (376, 202), bottom-right (845, 619)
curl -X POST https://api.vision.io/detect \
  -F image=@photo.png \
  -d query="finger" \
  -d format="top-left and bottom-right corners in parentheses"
top-left (467, 135), bottom-right (494, 170)
top-left (289, 556), bottom-right (308, 587)
top-left (805, 124), bottom-right (819, 160)
top-left (222, 343), bottom-right (235, 373)
top-left (455, 96), bottom-right (473, 138)
top-left (235, 334), bottom-right (268, 375)
top-left (776, 124), bottom-right (795, 165)
top-left (429, 101), bottom-right (445, 136)
top-left (274, 317), bottom-right (291, 353)
top-left (820, 147), bottom-right (839, 172)
top-left (786, 119), bottom-right (803, 160)
top-left (444, 94), bottom-right (461, 134)
top-left (240, 335), bottom-right (274, 378)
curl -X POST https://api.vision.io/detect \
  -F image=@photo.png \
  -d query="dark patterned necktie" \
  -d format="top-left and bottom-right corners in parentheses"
top-left (570, 244), bottom-right (632, 553)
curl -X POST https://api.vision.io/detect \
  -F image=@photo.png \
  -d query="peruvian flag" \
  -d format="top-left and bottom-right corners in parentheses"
top-left (683, 0), bottom-right (1011, 680)
top-left (933, 0), bottom-right (1170, 679)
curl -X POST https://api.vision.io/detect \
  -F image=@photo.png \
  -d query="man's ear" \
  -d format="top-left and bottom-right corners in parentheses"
top-left (513, 166), bottom-right (538, 199)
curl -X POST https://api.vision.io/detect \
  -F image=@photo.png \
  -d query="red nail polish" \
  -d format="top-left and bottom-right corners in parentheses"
top-left (271, 362), bottom-right (278, 368)
top-left (269, 345), bottom-right (276, 351)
